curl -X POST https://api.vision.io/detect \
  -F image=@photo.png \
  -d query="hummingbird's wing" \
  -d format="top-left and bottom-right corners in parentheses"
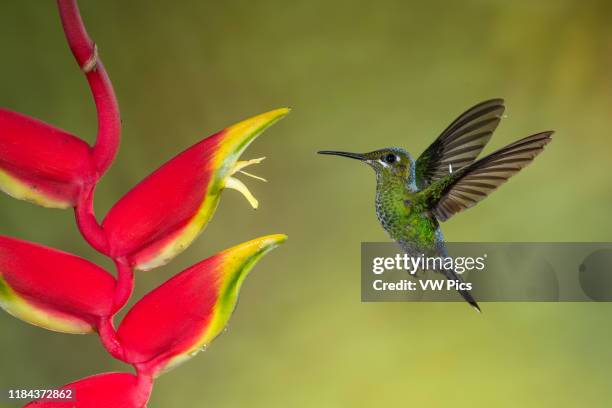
top-left (415, 99), bottom-right (505, 189)
top-left (424, 131), bottom-right (553, 222)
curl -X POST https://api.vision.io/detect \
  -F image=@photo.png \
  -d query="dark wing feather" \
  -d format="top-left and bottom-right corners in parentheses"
top-left (415, 99), bottom-right (505, 189)
top-left (429, 131), bottom-right (553, 222)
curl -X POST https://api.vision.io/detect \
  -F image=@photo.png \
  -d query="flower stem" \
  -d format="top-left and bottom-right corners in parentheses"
top-left (56, 0), bottom-right (121, 176)
top-left (134, 370), bottom-right (154, 407)
top-left (58, 0), bottom-right (136, 368)
top-left (74, 183), bottom-right (110, 255)
top-left (113, 259), bottom-right (134, 313)
top-left (96, 316), bottom-right (126, 362)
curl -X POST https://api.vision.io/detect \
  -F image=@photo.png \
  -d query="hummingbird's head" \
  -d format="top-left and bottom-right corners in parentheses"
top-left (318, 147), bottom-right (414, 181)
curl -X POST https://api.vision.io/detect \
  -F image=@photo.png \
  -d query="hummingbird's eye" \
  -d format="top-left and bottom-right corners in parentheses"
top-left (384, 153), bottom-right (398, 164)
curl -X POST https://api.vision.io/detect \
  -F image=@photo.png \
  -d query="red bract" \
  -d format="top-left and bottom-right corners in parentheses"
top-left (0, 0), bottom-right (288, 406)
top-left (0, 235), bottom-right (115, 334)
top-left (117, 234), bottom-right (287, 376)
top-left (0, 109), bottom-right (94, 209)
top-left (102, 108), bottom-right (289, 271)
top-left (24, 372), bottom-right (151, 408)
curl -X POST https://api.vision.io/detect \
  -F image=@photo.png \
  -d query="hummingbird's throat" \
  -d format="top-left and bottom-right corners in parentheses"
top-left (225, 157), bottom-right (267, 209)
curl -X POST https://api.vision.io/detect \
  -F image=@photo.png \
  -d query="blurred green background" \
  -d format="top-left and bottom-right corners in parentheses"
top-left (1, 0), bottom-right (612, 407)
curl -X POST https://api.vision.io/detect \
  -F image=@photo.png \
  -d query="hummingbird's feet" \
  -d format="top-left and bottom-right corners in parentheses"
top-left (225, 157), bottom-right (267, 209)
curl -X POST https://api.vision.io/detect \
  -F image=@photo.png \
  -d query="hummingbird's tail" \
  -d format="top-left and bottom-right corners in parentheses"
top-left (443, 268), bottom-right (481, 313)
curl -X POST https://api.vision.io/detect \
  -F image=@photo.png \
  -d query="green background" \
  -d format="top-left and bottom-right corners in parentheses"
top-left (1, 1), bottom-right (612, 407)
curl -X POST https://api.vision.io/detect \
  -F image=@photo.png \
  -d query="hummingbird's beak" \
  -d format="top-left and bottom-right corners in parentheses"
top-left (317, 151), bottom-right (367, 161)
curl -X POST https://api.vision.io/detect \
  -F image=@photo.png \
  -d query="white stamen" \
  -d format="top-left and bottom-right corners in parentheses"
top-left (449, 164), bottom-right (453, 174)
top-left (231, 157), bottom-right (266, 175)
top-left (226, 157), bottom-right (267, 208)
top-left (239, 170), bottom-right (267, 182)
top-left (225, 177), bottom-right (259, 209)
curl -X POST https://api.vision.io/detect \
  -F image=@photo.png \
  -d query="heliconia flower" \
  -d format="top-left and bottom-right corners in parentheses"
top-left (0, 235), bottom-right (115, 334)
top-left (24, 372), bottom-right (152, 408)
top-left (116, 234), bottom-right (287, 376)
top-left (0, 109), bottom-right (95, 209)
top-left (101, 108), bottom-right (289, 271)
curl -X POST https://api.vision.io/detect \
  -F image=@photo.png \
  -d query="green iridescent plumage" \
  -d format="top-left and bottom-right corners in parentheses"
top-left (320, 99), bottom-right (553, 312)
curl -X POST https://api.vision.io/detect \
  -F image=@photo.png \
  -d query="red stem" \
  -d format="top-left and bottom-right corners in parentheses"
top-left (57, 5), bottom-right (152, 404)
top-left (57, 0), bottom-right (121, 176)
top-left (134, 371), bottom-right (154, 407)
top-left (98, 316), bottom-right (154, 405)
top-left (94, 261), bottom-right (136, 367)
top-left (113, 259), bottom-right (134, 313)
top-left (57, 0), bottom-right (140, 377)
top-left (97, 316), bottom-right (126, 362)
top-left (74, 183), bottom-right (110, 255)
top-left (133, 354), bottom-right (167, 379)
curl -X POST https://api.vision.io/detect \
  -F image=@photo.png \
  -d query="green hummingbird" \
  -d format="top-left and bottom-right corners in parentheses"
top-left (319, 99), bottom-right (553, 311)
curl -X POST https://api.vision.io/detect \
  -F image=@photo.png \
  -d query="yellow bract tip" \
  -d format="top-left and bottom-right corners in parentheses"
top-left (220, 234), bottom-right (288, 273)
top-left (222, 108), bottom-right (290, 148)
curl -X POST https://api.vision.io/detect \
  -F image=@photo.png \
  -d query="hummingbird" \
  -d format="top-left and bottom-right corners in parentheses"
top-left (319, 99), bottom-right (553, 311)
